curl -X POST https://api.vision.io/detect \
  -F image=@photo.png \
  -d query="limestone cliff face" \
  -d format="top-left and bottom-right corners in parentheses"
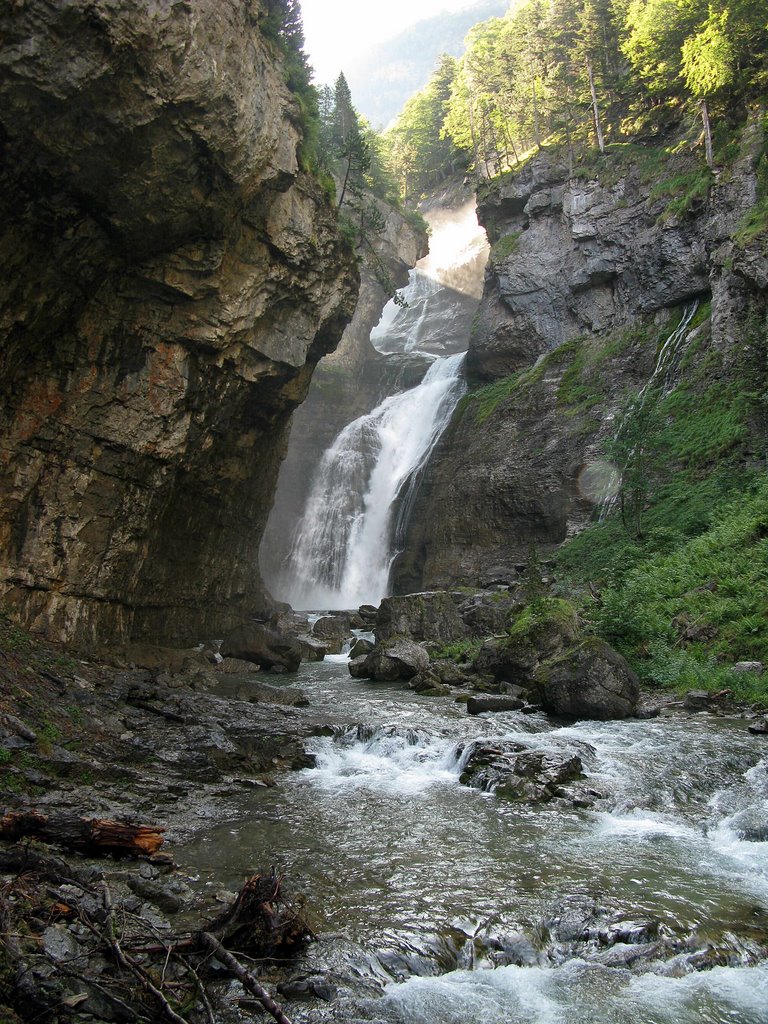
top-left (0, 0), bottom-right (359, 644)
top-left (394, 120), bottom-right (767, 591)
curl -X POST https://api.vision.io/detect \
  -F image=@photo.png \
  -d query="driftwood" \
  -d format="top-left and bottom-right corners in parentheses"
top-left (207, 868), bottom-right (313, 955)
top-left (201, 931), bottom-right (294, 1024)
top-left (0, 810), bottom-right (165, 857)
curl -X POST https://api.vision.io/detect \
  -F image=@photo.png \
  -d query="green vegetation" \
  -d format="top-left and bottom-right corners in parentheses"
top-left (490, 232), bottom-right (521, 264)
top-left (551, 302), bottom-right (768, 703)
top-left (432, 638), bottom-right (485, 663)
top-left (384, 0), bottom-right (767, 200)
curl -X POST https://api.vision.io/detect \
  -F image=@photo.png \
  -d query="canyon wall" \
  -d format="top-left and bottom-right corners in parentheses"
top-left (394, 117), bottom-right (767, 591)
top-left (0, 0), bottom-right (358, 645)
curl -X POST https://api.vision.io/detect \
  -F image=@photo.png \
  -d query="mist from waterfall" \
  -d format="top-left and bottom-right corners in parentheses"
top-left (276, 200), bottom-right (488, 610)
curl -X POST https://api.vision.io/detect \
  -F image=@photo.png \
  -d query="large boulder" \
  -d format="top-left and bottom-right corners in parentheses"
top-left (456, 587), bottom-right (524, 636)
top-left (350, 638), bottom-right (430, 681)
top-left (473, 597), bottom-right (581, 682)
top-left (221, 623), bottom-right (302, 673)
top-left (375, 593), bottom-right (467, 644)
top-left (533, 638), bottom-right (640, 720)
top-left (311, 615), bottom-right (351, 655)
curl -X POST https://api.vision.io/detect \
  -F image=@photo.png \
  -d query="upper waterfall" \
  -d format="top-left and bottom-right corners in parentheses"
top-left (270, 198), bottom-right (489, 610)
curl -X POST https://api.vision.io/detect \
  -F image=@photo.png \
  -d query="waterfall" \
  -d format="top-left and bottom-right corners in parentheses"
top-left (282, 353), bottom-right (467, 609)
top-left (596, 301), bottom-right (699, 520)
top-left (274, 199), bottom-right (488, 610)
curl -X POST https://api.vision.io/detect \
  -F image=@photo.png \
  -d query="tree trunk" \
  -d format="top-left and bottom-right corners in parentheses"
top-left (700, 98), bottom-right (714, 169)
top-left (587, 58), bottom-right (605, 154)
top-left (0, 811), bottom-right (165, 857)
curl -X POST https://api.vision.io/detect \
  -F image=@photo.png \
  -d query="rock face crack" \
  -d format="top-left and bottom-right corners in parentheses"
top-left (0, 0), bottom-right (359, 645)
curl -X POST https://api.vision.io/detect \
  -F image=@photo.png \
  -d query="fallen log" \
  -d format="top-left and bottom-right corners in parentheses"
top-left (0, 811), bottom-right (165, 857)
top-left (206, 869), bottom-right (313, 955)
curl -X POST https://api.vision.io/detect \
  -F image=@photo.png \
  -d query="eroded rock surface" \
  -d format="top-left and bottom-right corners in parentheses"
top-left (0, 0), bottom-right (358, 645)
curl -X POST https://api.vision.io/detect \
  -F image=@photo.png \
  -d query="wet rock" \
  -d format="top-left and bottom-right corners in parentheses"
top-left (277, 975), bottom-right (339, 1001)
top-left (297, 636), bottom-right (329, 662)
top-left (375, 592), bottom-right (467, 644)
top-left (353, 639), bottom-right (431, 681)
top-left (533, 638), bottom-right (640, 720)
top-left (125, 875), bottom-right (194, 914)
top-left (466, 694), bottom-right (527, 715)
top-left (312, 615), bottom-right (352, 655)
top-left (349, 637), bottom-right (375, 659)
top-left (485, 931), bottom-right (541, 967)
top-left (459, 739), bottom-right (584, 802)
top-left (408, 672), bottom-right (451, 696)
top-left (221, 623), bottom-right (302, 672)
top-left (348, 655), bottom-right (370, 679)
top-left (748, 717), bottom-right (768, 735)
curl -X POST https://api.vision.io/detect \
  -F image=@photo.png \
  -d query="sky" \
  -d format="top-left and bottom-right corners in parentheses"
top-left (299, 0), bottom-right (484, 84)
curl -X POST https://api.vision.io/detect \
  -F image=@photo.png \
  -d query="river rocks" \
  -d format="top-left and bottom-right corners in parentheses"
top-left (532, 638), bottom-right (640, 720)
top-left (0, 0), bottom-right (359, 645)
top-left (221, 623), bottom-right (302, 673)
top-left (459, 738), bottom-right (584, 802)
top-left (375, 592), bottom-right (468, 643)
top-left (311, 615), bottom-right (352, 654)
top-left (349, 638), bottom-right (431, 681)
top-left (297, 636), bottom-right (329, 662)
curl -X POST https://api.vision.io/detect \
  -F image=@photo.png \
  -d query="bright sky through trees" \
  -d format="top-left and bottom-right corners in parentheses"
top-left (299, 0), bottom-right (486, 83)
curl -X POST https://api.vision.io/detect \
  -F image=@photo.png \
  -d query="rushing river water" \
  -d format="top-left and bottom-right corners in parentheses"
top-left (180, 654), bottom-right (768, 1024)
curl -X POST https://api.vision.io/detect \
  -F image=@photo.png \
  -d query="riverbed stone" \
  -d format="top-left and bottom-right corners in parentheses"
top-left (221, 623), bottom-right (302, 672)
top-left (350, 637), bottom-right (375, 659)
top-left (533, 638), bottom-right (639, 720)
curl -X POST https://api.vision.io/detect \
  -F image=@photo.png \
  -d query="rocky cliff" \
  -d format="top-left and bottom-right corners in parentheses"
top-left (394, 116), bottom-right (767, 591)
top-left (0, 0), bottom-right (359, 645)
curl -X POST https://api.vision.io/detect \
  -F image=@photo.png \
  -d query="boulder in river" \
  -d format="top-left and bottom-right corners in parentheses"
top-left (221, 623), bottom-right (302, 672)
top-left (312, 614), bottom-right (351, 654)
top-left (375, 592), bottom-right (467, 644)
top-left (473, 597), bottom-right (581, 682)
top-left (532, 637), bottom-right (639, 720)
top-left (466, 695), bottom-right (528, 715)
top-left (459, 738), bottom-right (584, 803)
top-left (350, 638), bottom-right (431, 681)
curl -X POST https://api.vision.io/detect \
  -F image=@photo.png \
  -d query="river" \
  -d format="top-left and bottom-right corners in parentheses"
top-left (180, 653), bottom-right (768, 1024)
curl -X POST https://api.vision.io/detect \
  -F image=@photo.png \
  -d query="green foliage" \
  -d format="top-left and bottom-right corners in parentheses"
top-left (490, 232), bottom-right (521, 264)
top-left (507, 596), bottom-right (580, 640)
top-left (385, 0), bottom-right (767, 189)
top-left (432, 638), bottom-right (484, 663)
top-left (651, 166), bottom-right (714, 220)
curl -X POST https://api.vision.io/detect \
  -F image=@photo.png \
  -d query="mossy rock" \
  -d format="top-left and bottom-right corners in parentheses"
top-left (474, 597), bottom-right (581, 682)
top-left (533, 637), bottom-right (640, 721)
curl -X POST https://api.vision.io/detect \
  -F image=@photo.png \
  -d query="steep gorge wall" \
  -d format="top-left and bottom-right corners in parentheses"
top-left (0, 0), bottom-right (358, 645)
top-left (395, 119), bottom-right (767, 591)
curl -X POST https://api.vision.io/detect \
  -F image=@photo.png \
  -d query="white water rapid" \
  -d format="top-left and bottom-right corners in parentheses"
top-left (278, 200), bottom-right (488, 609)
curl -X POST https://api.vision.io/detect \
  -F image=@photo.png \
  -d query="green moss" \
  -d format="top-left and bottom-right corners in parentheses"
top-left (732, 196), bottom-right (768, 247)
top-left (508, 596), bottom-right (580, 641)
top-left (490, 231), bottom-right (521, 264)
top-left (431, 638), bottom-right (483, 663)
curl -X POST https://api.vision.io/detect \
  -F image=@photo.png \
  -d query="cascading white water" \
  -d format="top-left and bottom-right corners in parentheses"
top-left (276, 200), bottom-right (488, 610)
top-left (283, 352), bottom-right (467, 609)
